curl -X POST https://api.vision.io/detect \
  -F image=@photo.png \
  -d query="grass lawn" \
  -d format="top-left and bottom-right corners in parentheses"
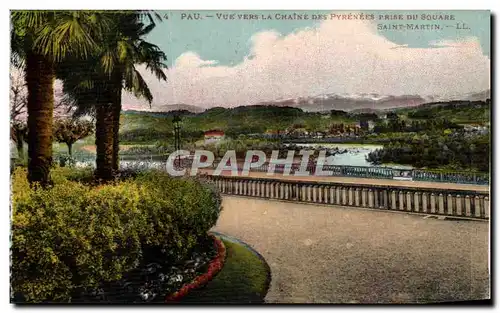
top-left (180, 236), bottom-right (271, 304)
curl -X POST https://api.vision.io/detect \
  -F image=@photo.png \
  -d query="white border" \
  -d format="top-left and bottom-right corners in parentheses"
top-left (1, 1), bottom-right (496, 312)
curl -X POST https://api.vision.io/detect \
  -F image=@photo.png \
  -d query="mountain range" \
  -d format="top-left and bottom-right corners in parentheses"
top-left (124, 90), bottom-right (490, 114)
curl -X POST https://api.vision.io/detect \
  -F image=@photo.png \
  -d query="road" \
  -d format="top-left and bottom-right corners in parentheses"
top-left (212, 196), bottom-right (490, 303)
top-left (200, 169), bottom-right (489, 192)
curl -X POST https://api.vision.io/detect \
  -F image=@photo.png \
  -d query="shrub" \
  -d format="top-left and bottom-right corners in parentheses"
top-left (11, 167), bottom-right (222, 303)
top-left (133, 171), bottom-right (222, 262)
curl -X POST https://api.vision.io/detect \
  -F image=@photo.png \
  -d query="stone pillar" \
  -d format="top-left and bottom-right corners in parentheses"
top-left (447, 194), bottom-right (454, 215)
top-left (383, 190), bottom-right (389, 209)
top-left (455, 195), bottom-right (462, 216)
top-left (368, 189), bottom-right (374, 208)
top-left (398, 191), bottom-right (405, 211)
top-left (355, 188), bottom-right (360, 207)
top-left (312, 186), bottom-right (317, 202)
top-left (475, 196), bottom-right (482, 218)
top-left (484, 196), bottom-right (490, 219)
top-left (406, 192), bottom-right (412, 211)
top-left (422, 192), bottom-right (429, 213)
top-left (391, 190), bottom-right (397, 210)
top-left (414, 192), bottom-right (420, 213)
top-left (373, 190), bottom-right (379, 208)
top-left (430, 193), bottom-right (436, 214)
top-left (329, 187), bottom-right (335, 204)
top-left (342, 188), bottom-right (348, 206)
top-left (465, 195), bottom-right (471, 217)
top-left (437, 193), bottom-right (444, 215)
top-left (336, 187), bottom-right (341, 205)
top-left (348, 188), bottom-right (354, 206)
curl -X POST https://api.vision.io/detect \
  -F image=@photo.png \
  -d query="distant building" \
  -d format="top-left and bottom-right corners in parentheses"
top-left (358, 120), bottom-right (376, 132)
top-left (264, 129), bottom-right (281, 139)
top-left (286, 127), bottom-right (308, 138)
top-left (204, 130), bottom-right (225, 144)
top-left (358, 120), bottom-right (368, 131)
top-left (313, 131), bottom-right (325, 139)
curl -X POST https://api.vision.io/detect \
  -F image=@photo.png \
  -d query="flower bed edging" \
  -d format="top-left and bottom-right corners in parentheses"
top-left (164, 234), bottom-right (226, 303)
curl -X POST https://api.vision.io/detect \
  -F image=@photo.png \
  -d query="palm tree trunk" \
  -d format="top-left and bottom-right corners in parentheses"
top-left (112, 75), bottom-right (122, 172)
top-left (25, 51), bottom-right (54, 186)
top-left (95, 103), bottom-right (114, 181)
top-left (15, 128), bottom-right (24, 160)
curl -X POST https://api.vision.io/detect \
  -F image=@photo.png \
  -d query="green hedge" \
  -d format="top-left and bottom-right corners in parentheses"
top-left (11, 167), bottom-right (222, 303)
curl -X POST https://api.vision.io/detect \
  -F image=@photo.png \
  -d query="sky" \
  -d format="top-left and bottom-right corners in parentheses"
top-left (115, 11), bottom-right (489, 110)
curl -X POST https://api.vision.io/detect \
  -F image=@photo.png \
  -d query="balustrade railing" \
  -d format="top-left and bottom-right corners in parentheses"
top-left (204, 175), bottom-right (490, 220)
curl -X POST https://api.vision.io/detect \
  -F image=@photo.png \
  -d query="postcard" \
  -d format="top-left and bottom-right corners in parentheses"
top-left (10, 10), bottom-right (490, 304)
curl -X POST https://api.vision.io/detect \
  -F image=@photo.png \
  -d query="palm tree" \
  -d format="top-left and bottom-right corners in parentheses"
top-left (11, 11), bottom-right (108, 185)
top-left (102, 12), bottom-right (167, 172)
top-left (58, 56), bottom-right (116, 179)
top-left (59, 12), bottom-right (167, 180)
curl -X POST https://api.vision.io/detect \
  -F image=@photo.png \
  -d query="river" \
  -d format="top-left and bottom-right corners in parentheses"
top-left (288, 143), bottom-right (413, 169)
top-left (73, 143), bottom-right (412, 170)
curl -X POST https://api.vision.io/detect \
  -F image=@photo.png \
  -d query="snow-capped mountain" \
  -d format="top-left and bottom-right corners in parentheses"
top-left (122, 90), bottom-right (490, 114)
top-left (256, 90), bottom-right (490, 112)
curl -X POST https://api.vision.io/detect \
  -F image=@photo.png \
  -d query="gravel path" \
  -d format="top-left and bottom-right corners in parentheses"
top-left (212, 196), bottom-right (490, 303)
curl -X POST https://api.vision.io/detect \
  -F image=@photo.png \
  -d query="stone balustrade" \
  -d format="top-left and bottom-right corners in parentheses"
top-left (205, 175), bottom-right (490, 220)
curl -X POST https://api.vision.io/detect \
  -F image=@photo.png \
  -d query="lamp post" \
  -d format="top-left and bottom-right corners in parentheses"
top-left (173, 115), bottom-right (182, 168)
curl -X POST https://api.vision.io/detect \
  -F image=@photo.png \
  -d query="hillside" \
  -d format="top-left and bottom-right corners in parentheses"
top-left (119, 100), bottom-right (491, 143)
top-left (396, 100), bottom-right (491, 124)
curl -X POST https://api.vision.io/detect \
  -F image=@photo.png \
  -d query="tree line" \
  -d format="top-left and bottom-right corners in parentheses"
top-left (366, 133), bottom-right (490, 172)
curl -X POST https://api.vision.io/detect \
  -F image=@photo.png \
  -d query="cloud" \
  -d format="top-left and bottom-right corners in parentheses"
top-left (124, 17), bottom-right (489, 110)
top-left (174, 52), bottom-right (219, 68)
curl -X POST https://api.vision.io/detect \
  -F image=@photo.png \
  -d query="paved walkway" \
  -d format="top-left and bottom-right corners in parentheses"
top-left (212, 196), bottom-right (490, 303)
top-left (200, 169), bottom-right (489, 192)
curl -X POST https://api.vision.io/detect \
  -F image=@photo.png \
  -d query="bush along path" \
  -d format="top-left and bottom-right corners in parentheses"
top-left (178, 233), bottom-right (272, 304)
top-left (10, 167), bottom-right (222, 303)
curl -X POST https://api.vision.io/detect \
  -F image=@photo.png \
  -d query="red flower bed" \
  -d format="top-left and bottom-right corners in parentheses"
top-left (164, 235), bottom-right (226, 303)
